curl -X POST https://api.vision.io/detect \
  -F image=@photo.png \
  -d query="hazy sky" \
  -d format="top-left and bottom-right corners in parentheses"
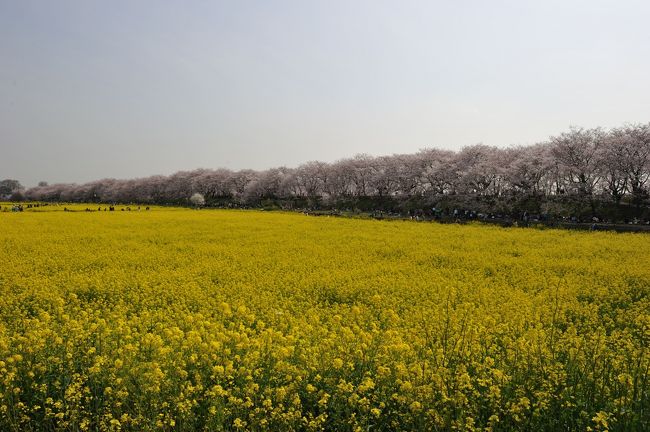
top-left (2, 0), bottom-right (650, 186)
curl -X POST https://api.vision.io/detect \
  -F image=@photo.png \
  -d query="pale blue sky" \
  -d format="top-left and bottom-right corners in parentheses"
top-left (2, 0), bottom-right (650, 186)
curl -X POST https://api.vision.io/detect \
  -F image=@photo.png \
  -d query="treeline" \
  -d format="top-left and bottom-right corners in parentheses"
top-left (12, 123), bottom-right (650, 222)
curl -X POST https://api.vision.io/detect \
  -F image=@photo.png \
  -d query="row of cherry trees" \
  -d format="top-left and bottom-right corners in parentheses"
top-left (22, 123), bottom-right (650, 217)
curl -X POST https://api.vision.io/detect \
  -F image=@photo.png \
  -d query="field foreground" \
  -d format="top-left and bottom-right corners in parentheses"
top-left (0, 208), bottom-right (648, 431)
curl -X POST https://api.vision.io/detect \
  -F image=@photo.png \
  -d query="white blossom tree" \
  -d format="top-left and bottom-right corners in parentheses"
top-left (189, 192), bottom-right (205, 207)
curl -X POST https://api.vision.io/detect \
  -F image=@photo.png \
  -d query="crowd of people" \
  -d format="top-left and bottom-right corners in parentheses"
top-left (1, 204), bottom-right (25, 212)
top-left (1, 203), bottom-right (152, 213)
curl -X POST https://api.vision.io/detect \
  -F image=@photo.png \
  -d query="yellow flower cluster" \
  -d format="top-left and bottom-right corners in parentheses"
top-left (0, 207), bottom-right (648, 431)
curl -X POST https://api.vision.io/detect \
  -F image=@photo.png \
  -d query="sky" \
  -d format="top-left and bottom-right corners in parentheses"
top-left (2, 0), bottom-right (650, 187)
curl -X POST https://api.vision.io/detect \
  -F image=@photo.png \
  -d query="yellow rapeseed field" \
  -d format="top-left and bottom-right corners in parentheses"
top-left (0, 206), bottom-right (648, 431)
